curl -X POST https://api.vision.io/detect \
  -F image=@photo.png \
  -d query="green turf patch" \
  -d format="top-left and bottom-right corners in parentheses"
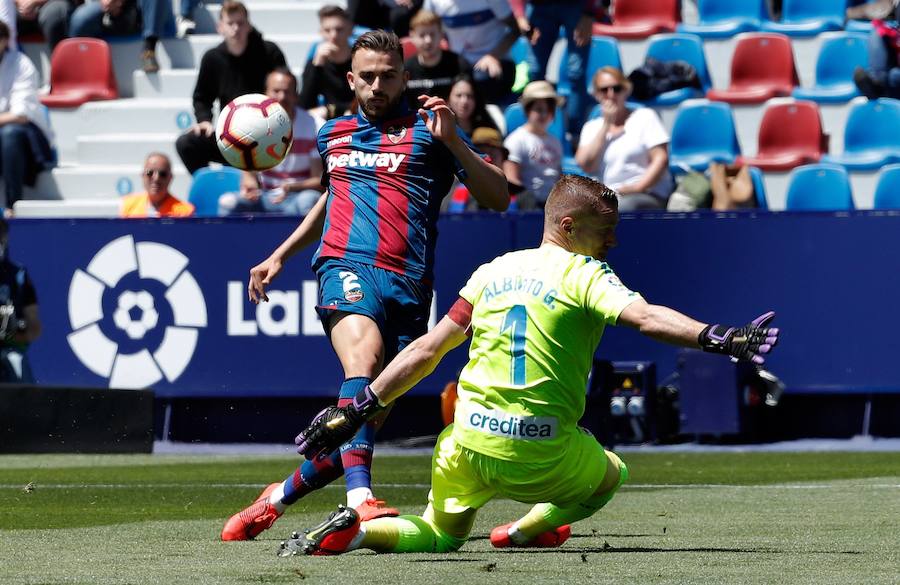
top-left (0, 452), bottom-right (897, 585)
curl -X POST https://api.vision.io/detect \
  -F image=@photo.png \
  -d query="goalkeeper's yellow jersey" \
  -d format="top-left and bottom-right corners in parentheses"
top-left (452, 244), bottom-right (642, 462)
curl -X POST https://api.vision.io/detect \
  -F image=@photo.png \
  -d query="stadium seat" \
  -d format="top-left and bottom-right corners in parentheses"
top-left (748, 166), bottom-right (768, 209)
top-left (677, 0), bottom-right (768, 39)
top-left (580, 36), bottom-right (623, 94)
top-left (188, 166), bottom-right (241, 217)
top-left (706, 33), bottom-right (798, 104)
top-left (40, 38), bottom-right (118, 108)
top-left (821, 98), bottom-right (900, 170)
top-left (792, 32), bottom-right (868, 103)
top-left (669, 101), bottom-right (741, 173)
top-left (845, 20), bottom-right (874, 33)
top-left (761, 0), bottom-right (845, 37)
top-left (638, 33), bottom-right (712, 106)
top-left (503, 102), bottom-right (569, 155)
top-left (736, 101), bottom-right (826, 171)
top-left (592, 0), bottom-right (679, 39)
top-left (872, 164), bottom-right (900, 209)
top-left (784, 164), bottom-right (855, 210)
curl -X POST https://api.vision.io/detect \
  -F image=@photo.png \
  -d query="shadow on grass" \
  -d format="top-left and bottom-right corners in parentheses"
top-left (484, 546), bottom-right (864, 555)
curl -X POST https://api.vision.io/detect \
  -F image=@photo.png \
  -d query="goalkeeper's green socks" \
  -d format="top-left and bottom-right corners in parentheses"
top-left (508, 451), bottom-right (629, 544)
top-left (356, 507), bottom-right (471, 553)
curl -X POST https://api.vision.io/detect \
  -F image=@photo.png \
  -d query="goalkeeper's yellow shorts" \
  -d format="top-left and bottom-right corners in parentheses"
top-left (427, 424), bottom-right (609, 515)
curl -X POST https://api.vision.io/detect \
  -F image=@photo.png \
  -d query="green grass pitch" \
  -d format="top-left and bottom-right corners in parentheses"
top-left (0, 451), bottom-right (898, 584)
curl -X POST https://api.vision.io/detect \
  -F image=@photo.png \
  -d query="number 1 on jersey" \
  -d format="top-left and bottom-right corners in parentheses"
top-left (501, 304), bottom-right (527, 385)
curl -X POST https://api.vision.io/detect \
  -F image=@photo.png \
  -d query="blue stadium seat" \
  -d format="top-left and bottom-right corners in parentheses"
top-left (677, 0), bottom-right (767, 39)
top-left (761, 0), bottom-right (845, 37)
top-left (845, 20), bottom-right (874, 33)
top-left (784, 164), bottom-right (855, 210)
top-left (821, 98), bottom-right (900, 170)
top-left (748, 166), bottom-right (768, 210)
top-left (669, 100), bottom-right (740, 173)
top-left (793, 32), bottom-right (868, 103)
top-left (503, 102), bottom-right (569, 155)
top-left (581, 37), bottom-right (623, 94)
top-left (188, 166), bottom-right (241, 217)
top-left (638, 33), bottom-right (712, 106)
top-left (873, 164), bottom-right (900, 209)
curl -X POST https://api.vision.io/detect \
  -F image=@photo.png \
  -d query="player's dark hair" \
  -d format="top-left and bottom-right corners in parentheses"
top-left (0, 21), bottom-right (10, 41)
top-left (318, 4), bottom-right (351, 22)
top-left (544, 175), bottom-right (618, 225)
top-left (268, 66), bottom-right (298, 93)
top-left (351, 30), bottom-right (404, 64)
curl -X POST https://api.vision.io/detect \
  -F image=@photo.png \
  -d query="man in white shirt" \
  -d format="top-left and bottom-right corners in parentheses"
top-left (0, 20), bottom-right (54, 214)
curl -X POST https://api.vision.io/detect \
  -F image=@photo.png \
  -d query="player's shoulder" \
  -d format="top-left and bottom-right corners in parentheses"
top-left (317, 114), bottom-right (359, 144)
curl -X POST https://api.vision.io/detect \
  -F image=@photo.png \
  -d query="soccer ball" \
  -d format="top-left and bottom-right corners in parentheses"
top-left (215, 93), bottom-right (293, 171)
top-left (113, 290), bottom-right (158, 340)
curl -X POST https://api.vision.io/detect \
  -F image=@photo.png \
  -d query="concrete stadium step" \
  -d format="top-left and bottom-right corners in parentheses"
top-left (76, 98), bottom-right (194, 135)
top-left (13, 199), bottom-right (123, 217)
top-left (133, 66), bottom-right (302, 99)
top-left (34, 164), bottom-right (192, 200)
top-left (195, 2), bottom-right (325, 36)
top-left (77, 133), bottom-right (182, 165)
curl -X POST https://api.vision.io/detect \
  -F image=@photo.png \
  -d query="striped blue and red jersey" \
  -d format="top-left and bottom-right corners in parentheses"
top-left (312, 105), bottom-right (480, 282)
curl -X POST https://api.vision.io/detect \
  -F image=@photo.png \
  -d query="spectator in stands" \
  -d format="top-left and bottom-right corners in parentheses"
top-left (175, 0), bottom-right (286, 174)
top-left (176, 0), bottom-right (199, 37)
top-left (576, 67), bottom-right (673, 211)
top-left (121, 152), bottom-right (194, 217)
top-left (69, 0), bottom-right (175, 73)
top-left (423, 0), bottom-right (520, 105)
top-left (446, 125), bottom-right (525, 211)
top-left (347, 0), bottom-right (422, 38)
top-left (15, 0), bottom-right (72, 53)
top-left (404, 9), bottom-right (471, 106)
top-left (509, 0), bottom-right (594, 141)
top-left (299, 5), bottom-right (355, 120)
top-left (503, 80), bottom-right (562, 208)
top-left (0, 21), bottom-right (54, 215)
top-left (854, 18), bottom-right (900, 99)
top-left (0, 217), bottom-right (40, 383)
top-left (1, 0), bottom-right (17, 50)
top-left (447, 74), bottom-right (498, 137)
top-left (218, 68), bottom-right (325, 216)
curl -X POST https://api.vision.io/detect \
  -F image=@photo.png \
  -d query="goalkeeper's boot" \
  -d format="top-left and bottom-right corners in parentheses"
top-left (222, 482), bottom-right (283, 541)
top-left (277, 505), bottom-right (360, 557)
top-left (489, 522), bottom-right (571, 548)
top-left (355, 497), bottom-right (399, 521)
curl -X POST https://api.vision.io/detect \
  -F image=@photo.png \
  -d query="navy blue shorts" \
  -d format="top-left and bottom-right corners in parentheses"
top-left (315, 258), bottom-right (432, 360)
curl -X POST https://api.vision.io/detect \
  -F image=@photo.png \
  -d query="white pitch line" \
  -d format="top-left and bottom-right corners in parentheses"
top-left (1, 483), bottom-right (898, 490)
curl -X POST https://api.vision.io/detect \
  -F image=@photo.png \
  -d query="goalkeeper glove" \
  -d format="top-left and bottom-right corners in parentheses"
top-left (699, 311), bottom-right (779, 365)
top-left (295, 385), bottom-right (385, 461)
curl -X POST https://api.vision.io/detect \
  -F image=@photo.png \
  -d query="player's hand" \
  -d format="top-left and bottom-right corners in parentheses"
top-left (418, 95), bottom-right (460, 145)
top-left (295, 386), bottom-right (384, 460)
top-left (248, 255), bottom-right (283, 304)
top-left (191, 121), bottom-right (214, 137)
top-left (16, 0), bottom-right (40, 19)
top-left (312, 42), bottom-right (337, 67)
top-left (474, 54), bottom-right (503, 78)
top-left (699, 311), bottom-right (780, 365)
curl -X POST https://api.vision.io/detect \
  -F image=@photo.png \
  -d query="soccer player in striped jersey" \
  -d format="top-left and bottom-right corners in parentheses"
top-left (221, 29), bottom-right (509, 541)
top-left (283, 175), bottom-right (779, 555)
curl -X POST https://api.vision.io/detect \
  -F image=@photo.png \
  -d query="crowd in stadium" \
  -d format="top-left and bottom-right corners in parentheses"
top-left (1, 0), bottom-right (899, 217)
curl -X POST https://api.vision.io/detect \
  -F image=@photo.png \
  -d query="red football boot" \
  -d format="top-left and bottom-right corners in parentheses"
top-left (354, 497), bottom-right (399, 521)
top-left (277, 505), bottom-right (361, 557)
top-left (221, 482), bottom-right (283, 541)
top-left (490, 522), bottom-right (571, 548)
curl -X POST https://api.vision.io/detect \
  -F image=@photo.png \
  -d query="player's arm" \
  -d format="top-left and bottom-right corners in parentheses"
top-left (247, 192), bottom-right (328, 303)
top-left (295, 299), bottom-right (472, 459)
top-left (418, 95), bottom-right (509, 211)
top-left (617, 299), bottom-right (779, 364)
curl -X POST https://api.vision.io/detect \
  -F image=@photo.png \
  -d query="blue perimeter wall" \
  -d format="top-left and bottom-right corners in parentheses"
top-left (13, 210), bottom-right (900, 398)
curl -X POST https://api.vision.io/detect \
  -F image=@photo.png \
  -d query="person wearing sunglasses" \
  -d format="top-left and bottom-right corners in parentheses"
top-left (120, 152), bottom-right (195, 218)
top-left (575, 66), bottom-right (673, 211)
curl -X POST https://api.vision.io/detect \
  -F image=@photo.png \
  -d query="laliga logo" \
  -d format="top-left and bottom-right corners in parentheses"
top-left (66, 235), bottom-right (207, 389)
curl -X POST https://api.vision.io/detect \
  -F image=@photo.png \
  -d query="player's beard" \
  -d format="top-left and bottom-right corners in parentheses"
top-left (361, 91), bottom-right (403, 120)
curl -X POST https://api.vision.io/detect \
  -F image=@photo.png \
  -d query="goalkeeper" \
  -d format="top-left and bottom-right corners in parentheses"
top-left (284, 175), bottom-right (780, 556)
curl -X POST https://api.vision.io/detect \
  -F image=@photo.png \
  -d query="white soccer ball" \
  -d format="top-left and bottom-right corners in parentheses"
top-left (113, 290), bottom-right (159, 340)
top-left (215, 93), bottom-right (293, 171)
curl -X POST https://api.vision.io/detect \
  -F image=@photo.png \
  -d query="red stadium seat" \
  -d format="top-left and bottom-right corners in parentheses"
top-left (400, 36), bottom-right (417, 60)
top-left (736, 100), bottom-right (826, 171)
top-left (706, 33), bottom-right (798, 104)
top-left (40, 38), bottom-right (118, 108)
top-left (592, 0), bottom-right (679, 39)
